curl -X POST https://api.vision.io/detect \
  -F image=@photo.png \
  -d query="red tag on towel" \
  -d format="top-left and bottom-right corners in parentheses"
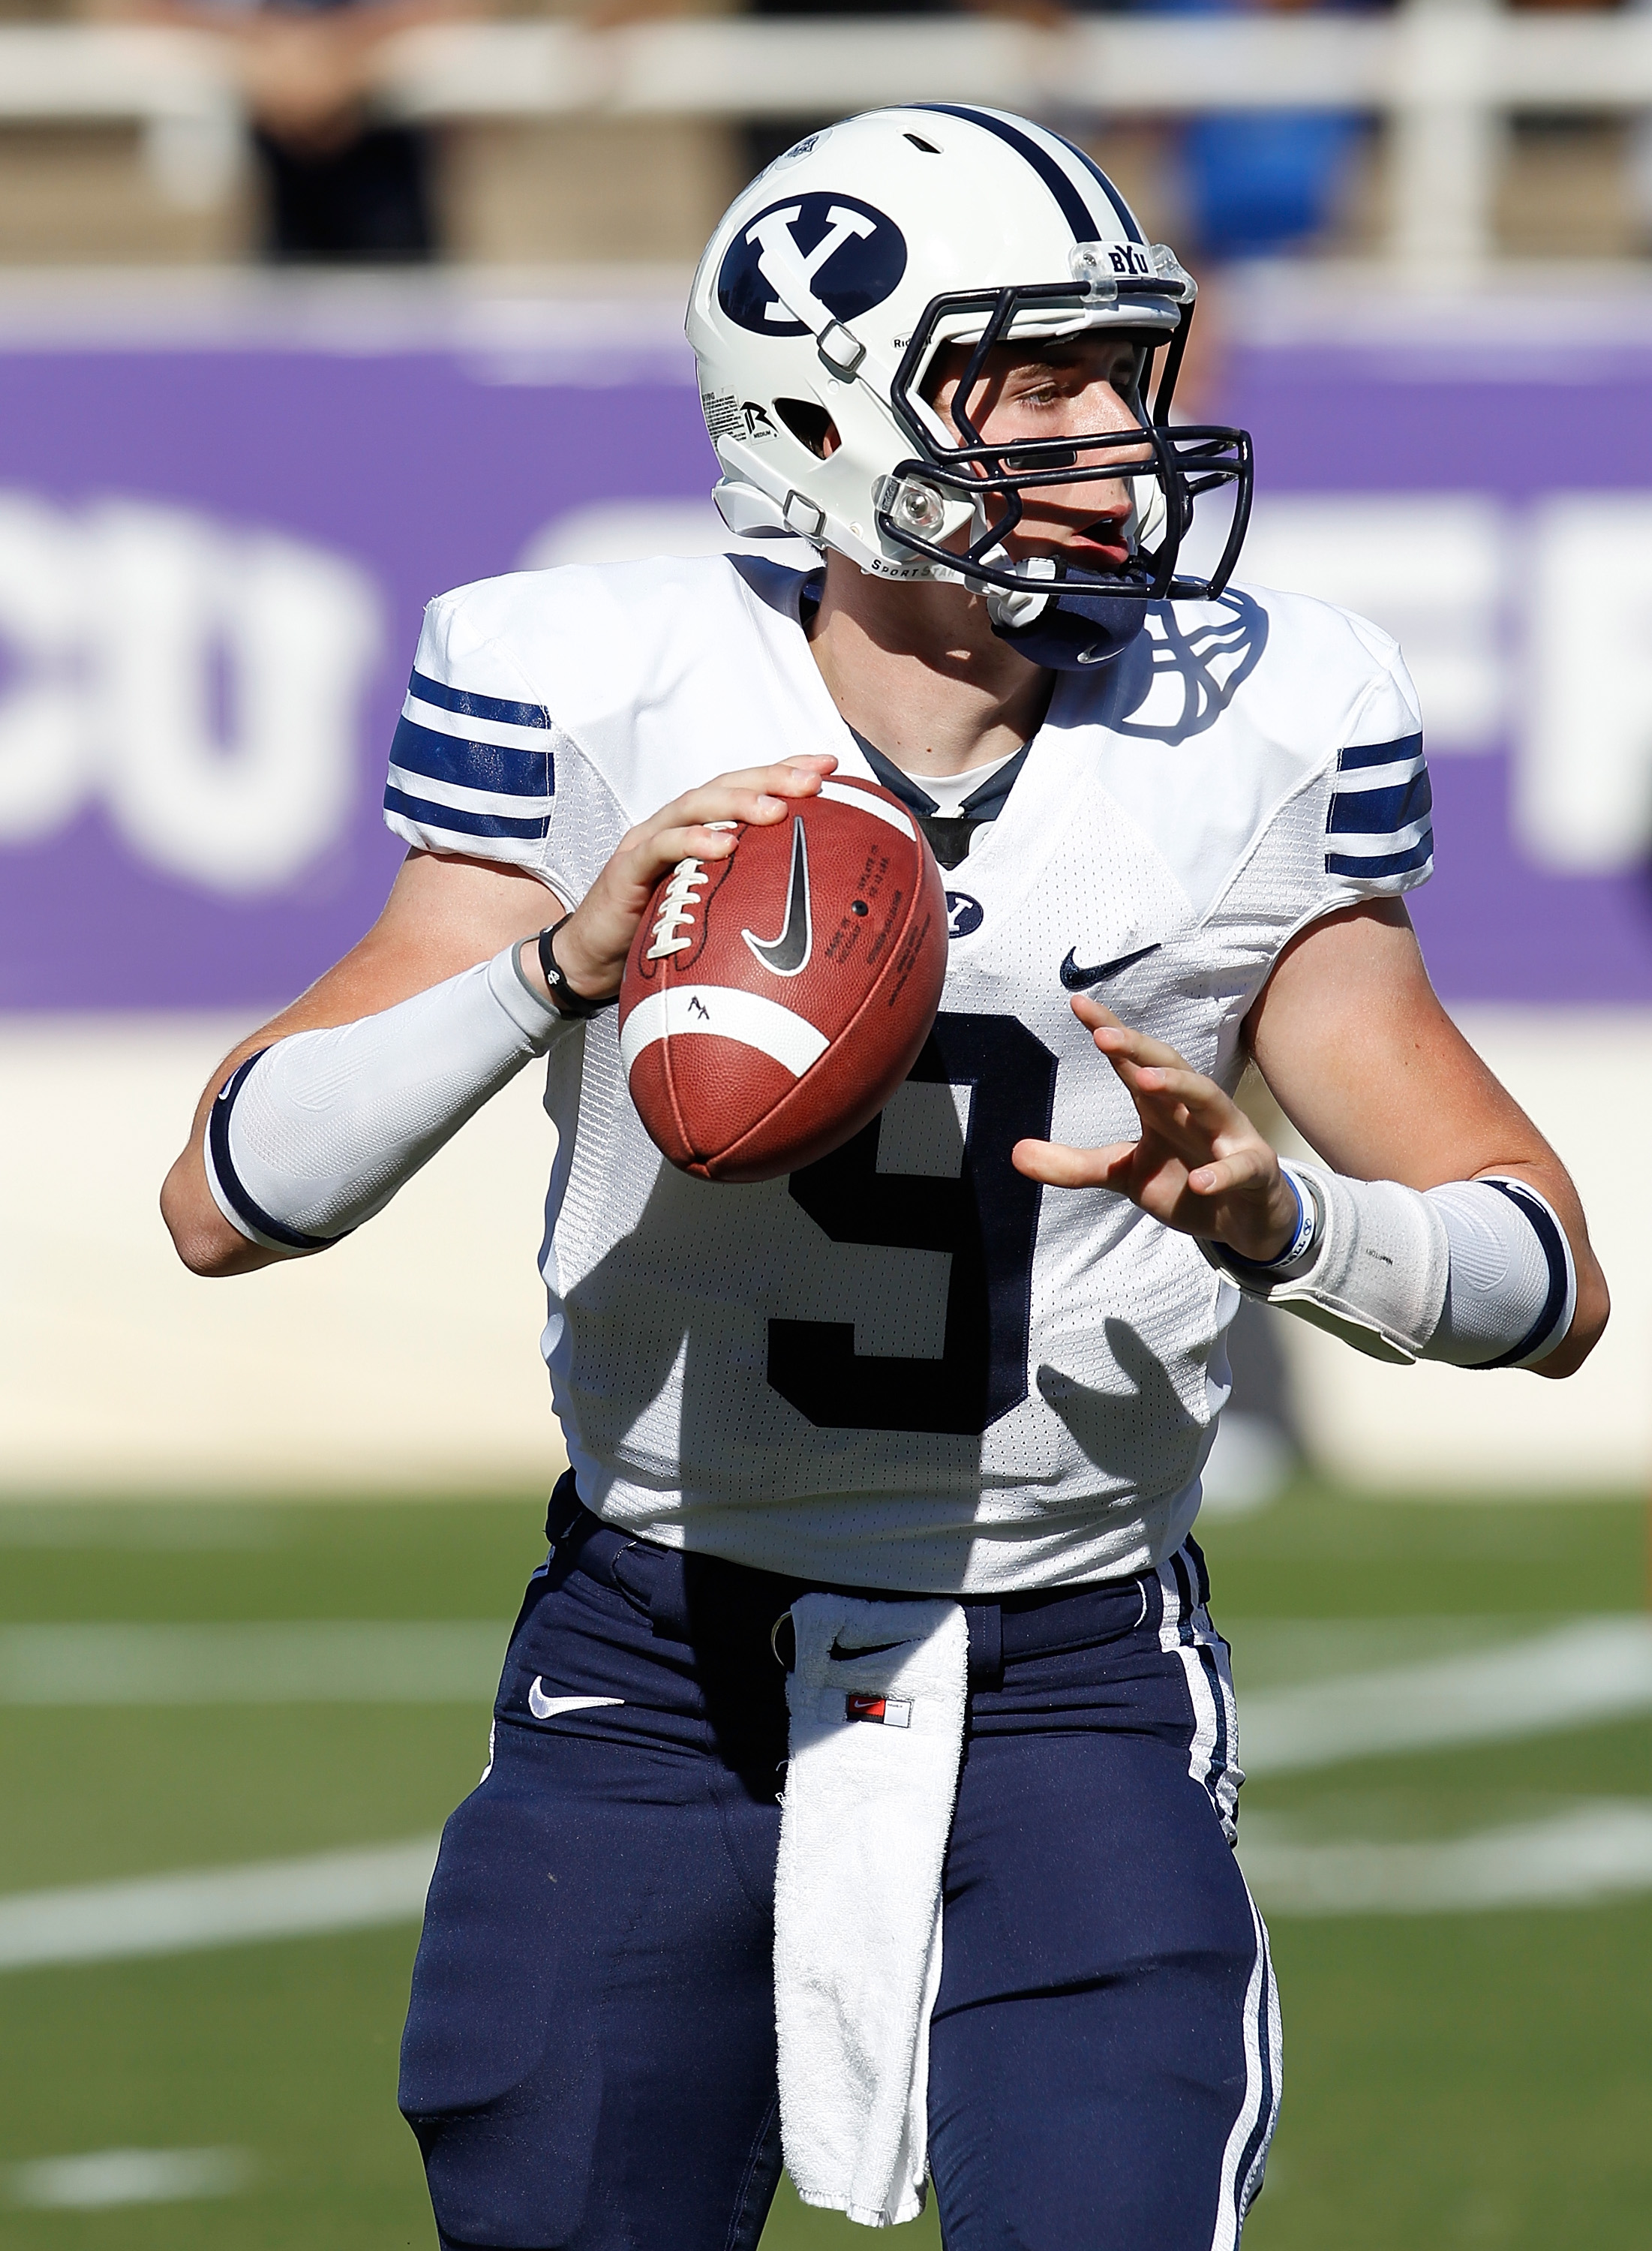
top-left (845, 1693), bottom-right (910, 1728)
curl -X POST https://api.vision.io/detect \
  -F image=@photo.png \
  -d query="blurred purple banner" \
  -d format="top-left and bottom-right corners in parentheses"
top-left (2, 278), bottom-right (1650, 1011)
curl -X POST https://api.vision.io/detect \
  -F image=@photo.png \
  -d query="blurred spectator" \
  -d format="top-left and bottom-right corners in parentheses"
top-left (93, 0), bottom-right (482, 261)
top-left (1154, 0), bottom-right (1370, 262)
top-left (739, 0), bottom-right (962, 185)
top-left (727, 0), bottom-right (1066, 188)
top-left (1596, 0), bottom-right (1652, 256)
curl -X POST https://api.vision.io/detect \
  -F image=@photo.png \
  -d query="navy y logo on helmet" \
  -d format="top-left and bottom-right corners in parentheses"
top-left (718, 194), bottom-right (907, 338)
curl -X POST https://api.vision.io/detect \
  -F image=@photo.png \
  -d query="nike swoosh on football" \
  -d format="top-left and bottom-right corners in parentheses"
top-left (527, 1680), bottom-right (623, 1721)
top-left (1059, 942), bottom-right (1162, 991)
top-left (741, 819), bottom-right (812, 977)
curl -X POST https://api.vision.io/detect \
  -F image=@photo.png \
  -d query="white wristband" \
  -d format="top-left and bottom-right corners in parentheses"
top-left (204, 942), bottom-right (575, 1256)
top-left (1205, 1161), bottom-right (1449, 1364)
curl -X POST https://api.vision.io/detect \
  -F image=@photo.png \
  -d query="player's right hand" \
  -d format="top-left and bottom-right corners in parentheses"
top-left (545, 757), bottom-right (837, 1005)
top-left (1013, 998), bottom-right (1299, 1263)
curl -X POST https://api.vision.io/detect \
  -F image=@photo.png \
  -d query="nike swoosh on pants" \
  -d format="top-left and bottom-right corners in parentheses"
top-left (527, 1680), bottom-right (624, 1721)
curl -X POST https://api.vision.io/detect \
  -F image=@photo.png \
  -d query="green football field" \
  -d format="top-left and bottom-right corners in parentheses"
top-left (0, 1483), bottom-right (1646, 2250)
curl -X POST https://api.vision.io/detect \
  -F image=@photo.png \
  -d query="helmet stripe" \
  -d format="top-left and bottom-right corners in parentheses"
top-left (1050, 132), bottom-right (1147, 245)
top-left (910, 105), bottom-right (1142, 246)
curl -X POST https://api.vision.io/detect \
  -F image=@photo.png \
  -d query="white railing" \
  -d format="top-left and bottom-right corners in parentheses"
top-left (4, 4), bottom-right (1652, 266)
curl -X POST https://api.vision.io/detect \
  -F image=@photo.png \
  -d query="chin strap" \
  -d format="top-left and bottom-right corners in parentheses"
top-left (984, 571), bottom-right (1148, 671)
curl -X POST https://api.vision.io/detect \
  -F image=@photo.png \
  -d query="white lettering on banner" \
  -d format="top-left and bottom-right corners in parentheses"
top-left (1191, 487), bottom-right (1652, 876)
top-left (521, 488), bottom-right (1652, 882)
top-left (1517, 495), bottom-right (1652, 876)
top-left (0, 493), bottom-right (383, 897)
top-left (0, 494), bottom-right (89, 842)
top-left (1236, 494), bottom-right (1506, 755)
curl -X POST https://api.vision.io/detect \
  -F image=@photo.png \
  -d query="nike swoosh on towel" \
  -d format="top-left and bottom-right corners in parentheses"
top-left (527, 1681), bottom-right (623, 1721)
top-left (742, 819), bottom-right (812, 977)
top-left (828, 1639), bottom-right (908, 1662)
top-left (1059, 942), bottom-right (1162, 990)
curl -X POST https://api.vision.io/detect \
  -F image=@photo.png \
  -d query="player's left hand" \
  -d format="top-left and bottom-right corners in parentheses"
top-left (1012, 998), bottom-right (1299, 1263)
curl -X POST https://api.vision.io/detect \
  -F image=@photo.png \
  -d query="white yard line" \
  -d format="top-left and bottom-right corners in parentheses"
top-left (5, 2148), bottom-right (253, 2209)
top-left (0, 1838), bottom-right (440, 1971)
top-left (1, 1613), bottom-right (1648, 1967)
top-left (2, 1793), bottom-right (1650, 1972)
top-left (1239, 1616), bottom-right (1652, 1775)
top-left (0, 1621), bottom-right (506, 1703)
top-left (6, 1618), bottom-right (1647, 1754)
top-left (1241, 1800), bottom-right (1652, 1916)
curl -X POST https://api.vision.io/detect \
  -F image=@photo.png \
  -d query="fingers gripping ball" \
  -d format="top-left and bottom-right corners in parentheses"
top-left (619, 778), bottom-right (948, 1183)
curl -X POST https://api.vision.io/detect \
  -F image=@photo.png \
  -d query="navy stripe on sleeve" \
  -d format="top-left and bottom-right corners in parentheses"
top-left (390, 716), bottom-right (554, 801)
top-left (1476, 1180), bottom-right (1572, 1369)
top-left (1325, 835), bottom-right (1434, 881)
top-left (407, 669), bottom-right (550, 731)
top-left (1336, 732), bottom-right (1423, 772)
top-left (209, 1053), bottom-right (339, 1255)
top-left (383, 786), bottom-right (551, 843)
top-left (1327, 767), bottom-right (1433, 835)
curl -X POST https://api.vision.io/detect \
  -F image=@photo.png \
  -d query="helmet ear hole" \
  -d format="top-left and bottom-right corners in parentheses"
top-left (774, 398), bottom-right (837, 458)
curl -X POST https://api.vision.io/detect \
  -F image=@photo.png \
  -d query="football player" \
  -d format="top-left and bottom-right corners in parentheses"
top-left (162, 107), bottom-right (1607, 2251)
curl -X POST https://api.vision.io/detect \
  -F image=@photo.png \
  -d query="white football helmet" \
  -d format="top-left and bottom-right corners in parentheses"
top-left (686, 104), bottom-right (1252, 664)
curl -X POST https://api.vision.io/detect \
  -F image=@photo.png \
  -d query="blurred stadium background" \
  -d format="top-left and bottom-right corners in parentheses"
top-left (1, 0), bottom-right (1650, 2242)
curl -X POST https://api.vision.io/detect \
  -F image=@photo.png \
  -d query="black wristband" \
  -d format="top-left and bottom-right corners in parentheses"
top-left (537, 916), bottom-right (617, 1020)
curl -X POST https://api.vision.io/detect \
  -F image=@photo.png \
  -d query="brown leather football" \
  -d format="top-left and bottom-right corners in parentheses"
top-left (619, 776), bottom-right (948, 1183)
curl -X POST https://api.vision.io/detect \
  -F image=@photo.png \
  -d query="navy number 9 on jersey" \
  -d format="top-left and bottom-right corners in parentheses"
top-left (767, 1013), bottom-right (1058, 1435)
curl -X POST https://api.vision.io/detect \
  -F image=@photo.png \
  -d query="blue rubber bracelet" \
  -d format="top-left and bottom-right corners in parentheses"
top-left (1220, 1165), bottom-right (1317, 1273)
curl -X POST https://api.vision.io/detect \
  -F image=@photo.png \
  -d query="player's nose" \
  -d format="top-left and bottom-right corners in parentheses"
top-left (1072, 383), bottom-right (1151, 478)
top-left (1083, 379), bottom-right (1149, 446)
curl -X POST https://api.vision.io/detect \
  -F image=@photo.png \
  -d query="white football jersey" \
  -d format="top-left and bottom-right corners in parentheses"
top-left (384, 554), bottom-right (1430, 1593)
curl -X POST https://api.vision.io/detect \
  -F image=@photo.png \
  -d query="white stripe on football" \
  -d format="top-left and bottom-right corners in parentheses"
top-left (620, 986), bottom-right (831, 1080)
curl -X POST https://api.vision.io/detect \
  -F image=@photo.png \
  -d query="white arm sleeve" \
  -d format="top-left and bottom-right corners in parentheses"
top-left (203, 942), bottom-right (574, 1256)
top-left (1207, 1164), bottom-right (1576, 1370)
top-left (1425, 1177), bottom-right (1578, 1369)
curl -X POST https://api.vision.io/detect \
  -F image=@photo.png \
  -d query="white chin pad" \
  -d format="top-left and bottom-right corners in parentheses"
top-left (978, 547), bottom-right (1053, 629)
top-left (1131, 476), bottom-right (1167, 550)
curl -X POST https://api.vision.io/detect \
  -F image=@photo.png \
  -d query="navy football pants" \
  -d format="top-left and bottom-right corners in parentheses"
top-left (400, 1507), bottom-right (1280, 2250)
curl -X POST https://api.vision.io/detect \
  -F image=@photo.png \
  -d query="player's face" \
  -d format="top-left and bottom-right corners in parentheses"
top-left (924, 335), bottom-right (1152, 572)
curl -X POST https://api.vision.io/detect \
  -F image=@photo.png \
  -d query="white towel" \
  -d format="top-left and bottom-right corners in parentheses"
top-left (773, 1594), bottom-right (970, 2228)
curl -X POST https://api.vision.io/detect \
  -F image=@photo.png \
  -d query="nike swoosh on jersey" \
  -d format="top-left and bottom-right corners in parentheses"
top-left (741, 819), bottom-right (812, 977)
top-left (1059, 942), bottom-right (1162, 990)
top-left (527, 1680), bottom-right (624, 1721)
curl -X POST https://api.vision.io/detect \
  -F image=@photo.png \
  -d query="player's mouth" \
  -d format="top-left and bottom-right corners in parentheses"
top-left (1065, 520), bottom-right (1134, 569)
top-left (1008, 517), bottom-right (1134, 572)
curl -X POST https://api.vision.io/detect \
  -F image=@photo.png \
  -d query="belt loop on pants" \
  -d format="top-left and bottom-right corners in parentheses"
top-left (963, 1602), bottom-right (1003, 1689)
top-left (544, 1469), bottom-right (583, 1550)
